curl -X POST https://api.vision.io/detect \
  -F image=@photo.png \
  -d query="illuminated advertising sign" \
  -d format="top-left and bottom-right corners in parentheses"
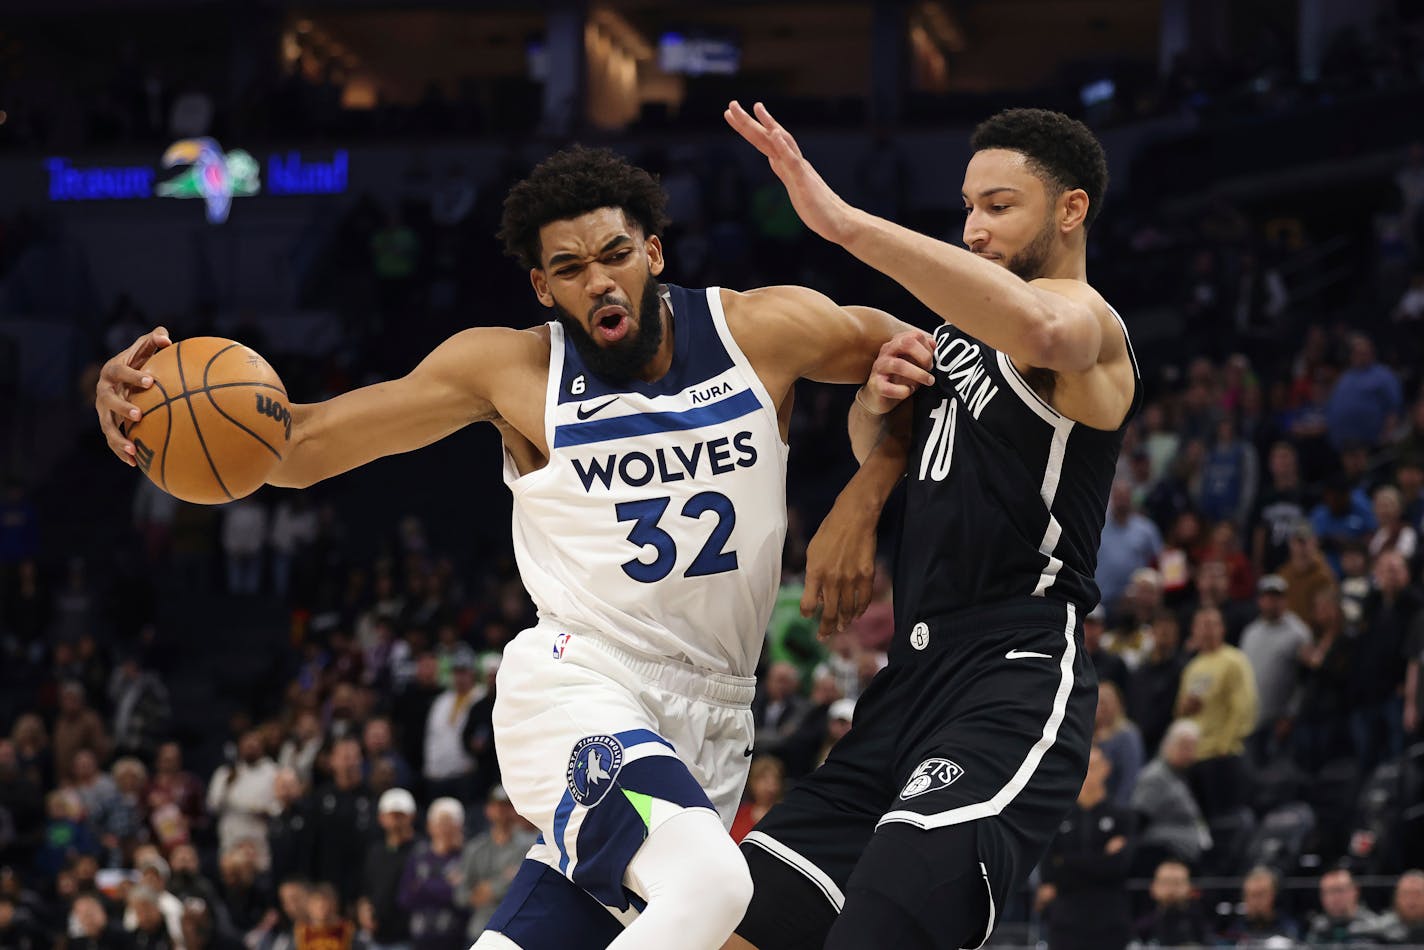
top-left (44, 139), bottom-right (348, 223)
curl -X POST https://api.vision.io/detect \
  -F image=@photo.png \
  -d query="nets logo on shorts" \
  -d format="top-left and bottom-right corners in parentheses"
top-left (567, 735), bottom-right (624, 807)
top-left (900, 757), bottom-right (963, 800)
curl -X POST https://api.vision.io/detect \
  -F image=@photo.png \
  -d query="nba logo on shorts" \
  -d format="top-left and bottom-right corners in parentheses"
top-left (552, 633), bottom-right (572, 660)
top-left (900, 757), bottom-right (963, 800)
top-left (567, 735), bottom-right (624, 807)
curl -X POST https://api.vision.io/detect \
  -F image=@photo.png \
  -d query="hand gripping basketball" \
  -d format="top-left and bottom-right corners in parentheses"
top-left (96, 326), bottom-right (172, 466)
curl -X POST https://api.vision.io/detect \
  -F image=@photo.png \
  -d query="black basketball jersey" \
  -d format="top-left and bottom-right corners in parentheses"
top-left (892, 309), bottom-right (1141, 645)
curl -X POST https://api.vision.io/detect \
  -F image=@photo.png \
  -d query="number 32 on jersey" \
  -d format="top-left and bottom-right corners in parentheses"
top-left (616, 491), bottom-right (738, 583)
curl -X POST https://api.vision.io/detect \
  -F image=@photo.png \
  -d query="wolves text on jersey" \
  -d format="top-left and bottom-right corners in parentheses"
top-left (572, 431), bottom-right (759, 493)
top-left (933, 330), bottom-right (1000, 420)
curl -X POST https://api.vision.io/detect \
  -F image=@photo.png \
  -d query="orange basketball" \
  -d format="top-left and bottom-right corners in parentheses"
top-left (124, 337), bottom-right (290, 505)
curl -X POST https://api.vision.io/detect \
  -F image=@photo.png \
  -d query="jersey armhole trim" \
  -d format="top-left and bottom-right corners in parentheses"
top-left (705, 287), bottom-right (791, 450)
top-left (996, 350), bottom-right (1062, 425)
top-left (502, 321), bottom-right (564, 493)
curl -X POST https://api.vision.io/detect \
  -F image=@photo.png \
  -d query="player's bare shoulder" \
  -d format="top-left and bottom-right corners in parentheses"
top-left (1027, 278), bottom-right (1135, 430)
top-left (717, 285), bottom-right (826, 397)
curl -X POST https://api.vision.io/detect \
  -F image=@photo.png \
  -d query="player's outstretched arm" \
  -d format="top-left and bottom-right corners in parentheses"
top-left (725, 100), bottom-right (1105, 375)
top-left (269, 327), bottom-right (532, 488)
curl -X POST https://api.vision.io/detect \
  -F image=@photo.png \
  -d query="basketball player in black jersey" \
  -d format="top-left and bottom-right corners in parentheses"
top-left (723, 105), bottom-right (1141, 950)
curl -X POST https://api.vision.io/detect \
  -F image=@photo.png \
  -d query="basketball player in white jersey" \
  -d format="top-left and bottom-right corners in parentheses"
top-left (95, 146), bottom-right (913, 950)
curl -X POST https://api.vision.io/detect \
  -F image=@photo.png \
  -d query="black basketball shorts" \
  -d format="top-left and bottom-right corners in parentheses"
top-left (737, 598), bottom-right (1097, 950)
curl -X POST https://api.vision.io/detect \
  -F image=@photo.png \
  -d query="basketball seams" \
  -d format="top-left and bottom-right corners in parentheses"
top-left (202, 388), bottom-right (283, 461)
top-left (138, 380), bottom-right (286, 417)
top-left (174, 339), bottom-right (234, 502)
top-left (199, 341), bottom-right (285, 462)
top-left (152, 376), bottom-right (172, 492)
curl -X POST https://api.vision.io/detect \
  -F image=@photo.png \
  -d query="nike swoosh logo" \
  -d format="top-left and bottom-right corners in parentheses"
top-left (743, 747), bottom-right (754, 757)
top-left (1005, 649), bottom-right (1053, 660)
top-left (576, 397), bottom-right (619, 420)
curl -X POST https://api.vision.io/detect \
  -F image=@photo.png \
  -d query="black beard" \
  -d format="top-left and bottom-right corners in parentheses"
top-left (555, 279), bottom-right (664, 382)
top-left (1005, 220), bottom-right (1056, 281)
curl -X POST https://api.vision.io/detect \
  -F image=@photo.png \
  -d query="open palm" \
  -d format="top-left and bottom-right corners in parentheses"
top-left (724, 100), bottom-right (857, 246)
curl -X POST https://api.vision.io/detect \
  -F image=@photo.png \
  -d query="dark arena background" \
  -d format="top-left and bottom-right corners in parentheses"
top-left (3, 1), bottom-right (1424, 947)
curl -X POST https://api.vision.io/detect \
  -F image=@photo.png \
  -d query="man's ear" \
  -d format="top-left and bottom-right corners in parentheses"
top-left (646, 234), bottom-right (665, 277)
top-left (530, 269), bottom-right (554, 308)
top-left (1060, 188), bottom-right (1089, 234)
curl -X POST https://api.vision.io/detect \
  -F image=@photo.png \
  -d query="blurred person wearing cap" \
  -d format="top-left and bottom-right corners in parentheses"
top-left (1239, 574), bottom-right (1311, 764)
top-left (730, 759), bottom-right (787, 844)
top-left (1176, 605), bottom-right (1258, 817)
top-left (1279, 523), bottom-right (1337, 625)
top-left (457, 786), bottom-right (537, 939)
top-left (815, 698), bottom-right (855, 770)
top-left (422, 649), bottom-right (481, 804)
top-left (399, 797), bottom-right (468, 950)
top-left (1096, 479), bottom-right (1164, 617)
top-left (359, 788), bottom-right (418, 950)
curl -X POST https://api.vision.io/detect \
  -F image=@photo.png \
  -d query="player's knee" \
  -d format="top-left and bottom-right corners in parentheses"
top-left (700, 830), bottom-right (754, 922)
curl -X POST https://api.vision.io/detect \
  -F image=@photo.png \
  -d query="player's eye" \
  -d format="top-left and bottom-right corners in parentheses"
top-left (607, 249), bottom-right (632, 263)
top-left (990, 204), bottom-right (1010, 213)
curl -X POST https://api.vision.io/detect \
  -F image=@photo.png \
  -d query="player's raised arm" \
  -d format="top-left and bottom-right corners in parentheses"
top-left (725, 100), bottom-right (1107, 376)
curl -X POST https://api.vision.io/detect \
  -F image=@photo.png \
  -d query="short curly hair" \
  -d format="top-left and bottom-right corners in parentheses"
top-left (970, 109), bottom-right (1109, 231)
top-left (498, 146), bottom-right (670, 270)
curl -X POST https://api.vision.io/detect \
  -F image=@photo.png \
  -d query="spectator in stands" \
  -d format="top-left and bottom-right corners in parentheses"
top-left (1407, 600), bottom-right (1424, 737)
top-left (1295, 588), bottom-right (1356, 770)
top-left (422, 650), bottom-right (480, 803)
top-left (294, 883), bottom-right (353, 950)
top-left (129, 852), bottom-right (187, 950)
top-left (221, 496), bottom-right (269, 596)
top-left (1128, 611), bottom-right (1188, 756)
top-left (125, 886), bottom-right (177, 950)
top-left (1177, 605), bottom-right (1259, 816)
top-left (1325, 334), bottom-right (1403, 451)
top-left (1370, 486), bottom-right (1419, 563)
top-left (1134, 859), bottom-right (1211, 947)
top-left (93, 756), bottom-right (148, 865)
top-left (731, 756), bottom-right (787, 843)
top-left (1368, 869), bottom-right (1424, 945)
top-left (1348, 550), bottom-right (1419, 775)
top-left (66, 894), bottom-right (115, 950)
top-left (751, 662), bottom-right (812, 760)
top-left (1105, 567), bottom-right (1163, 670)
top-left (277, 711), bottom-right (323, 786)
top-left (1252, 442), bottom-right (1313, 574)
top-left (1131, 719), bottom-right (1212, 874)
top-left (1311, 474), bottom-right (1377, 578)
top-left (208, 729), bottom-right (278, 871)
top-left (166, 843), bottom-right (226, 950)
top-left (68, 749), bottom-right (118, 825)
top-left (1197, 416), bottom-right (1259, 527)
top-left (1094, 682), bottom-right (1144, 806)
top-left (1084, 605), bottom-right (1130, 697)
top-left (1306, 867), bottom-right (1382, 946)
top-left (360, 787), bottom-right (417, 950)
top-left (816, 697), bottom-right (856, 769)
top-left (253, 877), bottom-right (308, 950)
top-left (400, 797), bottom-right (467, 950)
top-left (215, 843), bottom-right (271, 943)
top-left (1240, 574), bottom-right (1312, 764)
top-left (1280, 524), bottom-right (1338, 630)
top-left (362, 717), bottom-right (414, 791)
top-left (35, 789), bottom-right (96, 878)
top-left (1182, 557), bottom-right (1254, 644)
top-left (52, 683), bottom-right (110, 784)
top-left (148, 742), bottom-right (205, 849)
top-left (457, 785), bottom-right (536, 939)
top-left (1038, 746), bottom-right (1136, 950)
top-left (0, 740), bottom-right (42, 870)
top-left (311, 737), bottom-right (374, 906)
top-left (394, 653), bottom-right (443, 785)
top-left (1217, 865), bottom-right (1301, 947)
top-left (108, 654), bottom-right (171, 761)
top-left (266, 767), bottom-right (312, 885)
top-left (1097, 479), bottom-right (1164, 616)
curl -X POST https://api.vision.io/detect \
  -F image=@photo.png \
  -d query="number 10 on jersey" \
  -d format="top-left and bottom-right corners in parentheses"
top-left (919, 398), bottom-right (957, 482)
top-left (616, 491), bottom-right (739, 582)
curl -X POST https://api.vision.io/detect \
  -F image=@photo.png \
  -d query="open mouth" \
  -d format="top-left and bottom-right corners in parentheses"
top-left (593, 305), bottom-right (630, 342)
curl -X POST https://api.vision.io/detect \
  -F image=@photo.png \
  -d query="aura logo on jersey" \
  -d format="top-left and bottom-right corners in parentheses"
top-left (572, 431), bottom-right (758, 493)
top-left (567, 735), bottom-right (624, 807)
top-left (900, 757), bottom-right (963, 799)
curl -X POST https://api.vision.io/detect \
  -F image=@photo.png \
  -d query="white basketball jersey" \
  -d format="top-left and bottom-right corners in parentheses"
top-left (504, 285), bottom-right (789, 678)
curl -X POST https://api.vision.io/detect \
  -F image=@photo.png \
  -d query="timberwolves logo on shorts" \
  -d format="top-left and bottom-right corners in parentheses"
top-left (567, 735), bottom-right (624, 807)
top-left (900, 757), bottom-right (964, 800)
